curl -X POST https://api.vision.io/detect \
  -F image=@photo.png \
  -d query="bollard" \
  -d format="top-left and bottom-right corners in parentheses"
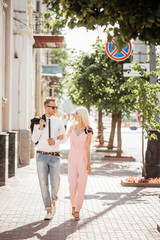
top-left (8, 131), bottom-right (18, 178)
top-left (0, 132), bottom-right (9, 186)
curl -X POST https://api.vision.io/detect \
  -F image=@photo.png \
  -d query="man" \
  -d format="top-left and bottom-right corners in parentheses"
top-left (32, 97), bottom-right (66, 220)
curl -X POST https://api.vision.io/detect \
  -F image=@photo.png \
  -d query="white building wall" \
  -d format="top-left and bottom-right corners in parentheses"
top-left (0, 0), bottom-right (36, 166)
top-left (28, 38), bottom-right (35, 126)
top-left (0, 3), bottom-right (6, 133)
top-left (0, 3), bottom-right (3, 132)
top-left (12, 55), bottom-right (19, 130)
top-left (11, 0), bottom-right (36, 164)
top-left (0, 0), bottom-right (13, 132)
top-left (12, 31), bottom-right (29, 129)
top-left (12, 0), bottom-right (35, 130)
top-left (3, 0), bottom-right (13, 132)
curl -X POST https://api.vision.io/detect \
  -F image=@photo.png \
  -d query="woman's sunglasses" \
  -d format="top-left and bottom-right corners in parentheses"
top-left (47, 106), bottom-right (58, 110)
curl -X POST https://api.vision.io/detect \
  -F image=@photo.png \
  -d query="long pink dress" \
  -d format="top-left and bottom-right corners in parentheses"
top-left (68, 130), bottom-right (88, 212)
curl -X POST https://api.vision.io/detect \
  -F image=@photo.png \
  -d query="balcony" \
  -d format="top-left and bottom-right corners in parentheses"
top-left (33, 12), bottom-right (63, 49)
top-left (33, 12), bottom-right (48, 35)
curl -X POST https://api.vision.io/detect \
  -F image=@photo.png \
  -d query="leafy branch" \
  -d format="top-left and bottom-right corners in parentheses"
top-left (120, 65), bottom-right (160, 139)
top-left (43, 1), bottom-right (160, 50)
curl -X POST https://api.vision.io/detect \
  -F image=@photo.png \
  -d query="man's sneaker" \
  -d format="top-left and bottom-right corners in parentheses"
top-left (52, 204), bottom-right (56, 216)
top-left (44, 204), bottom-right (56, 220)
top-left (44, 211), bottom-right (53, 220)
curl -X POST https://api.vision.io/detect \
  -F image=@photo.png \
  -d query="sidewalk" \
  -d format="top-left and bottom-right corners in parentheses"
top-left (0, 143), bottom-right (160, 240)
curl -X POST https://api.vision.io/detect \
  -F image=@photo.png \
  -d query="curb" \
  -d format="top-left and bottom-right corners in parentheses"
top-left (95, 145), bottom-right (115, 148)
top-left (101, 157), bottom-right (135, 161)
top-left (121, 179), bottom-right (160, 187)
top-left (95, 149), bottom-right (121, 153)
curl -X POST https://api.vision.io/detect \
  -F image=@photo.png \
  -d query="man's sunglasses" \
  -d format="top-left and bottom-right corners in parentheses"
top-left (47, 106), bottom-right (58, 110)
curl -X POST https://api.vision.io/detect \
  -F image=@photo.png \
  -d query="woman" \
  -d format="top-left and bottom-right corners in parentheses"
top-left (67, 107), bottom-right (93, 221)
top-left (62, 113), bottom-right (68, 131)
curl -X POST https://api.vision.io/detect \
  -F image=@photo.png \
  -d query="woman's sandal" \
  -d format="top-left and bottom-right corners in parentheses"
top-left (72, 207), bottom-right (75, 217)
top-left (74, 212), bottom-right (80, 221)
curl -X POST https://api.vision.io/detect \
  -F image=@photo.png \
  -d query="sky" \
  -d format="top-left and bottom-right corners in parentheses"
top-left (63, 27), bottom-right (107, 52)
top-left (60, 27), bottom-right (107, 111)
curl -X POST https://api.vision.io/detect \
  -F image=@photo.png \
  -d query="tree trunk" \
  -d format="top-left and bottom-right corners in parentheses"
top-left (117, 111), bottom-right (122, 156)
top-left (98, 109), bottom-right (104, 145)
top-left (108, 113), bottom-right (117, 149)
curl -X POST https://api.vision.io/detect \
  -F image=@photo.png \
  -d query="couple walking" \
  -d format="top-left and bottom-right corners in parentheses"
top-left (32, 97), bottom-right (92, 221)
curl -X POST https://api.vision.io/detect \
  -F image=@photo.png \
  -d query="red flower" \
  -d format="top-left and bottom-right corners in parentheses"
top-left (104, 155), bottom-right (133, 158)
top-left (125, 176), bottom-right (160, 183)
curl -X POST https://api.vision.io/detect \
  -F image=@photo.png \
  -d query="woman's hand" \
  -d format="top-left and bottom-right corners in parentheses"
top-left (87, 164), bottom-right (91, 174)
top-left (57, 135), bottom-right (63, 140)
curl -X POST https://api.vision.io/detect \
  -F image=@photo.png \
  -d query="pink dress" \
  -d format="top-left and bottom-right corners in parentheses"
top-left (68, 130), bottom-right (88, 212)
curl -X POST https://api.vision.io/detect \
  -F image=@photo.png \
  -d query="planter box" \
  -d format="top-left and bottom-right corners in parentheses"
top-left (121, 179), bottom-right (160, 187)
top-left (95, 145), bottom-right (109, 148)
top-left (101, 156), bottom-right (135, 161)
top-left (96, 149), bottom-right (121, 153)
top-left (130, 126), bottom-right (138, 130)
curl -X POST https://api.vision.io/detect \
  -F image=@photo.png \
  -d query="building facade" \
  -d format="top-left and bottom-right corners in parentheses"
top-left (0, 0), bottom-right (36, 183)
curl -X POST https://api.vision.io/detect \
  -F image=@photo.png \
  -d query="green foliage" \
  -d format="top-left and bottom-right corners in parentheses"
top-left (63, 40), bottom-right (135, 114)
top-left (44, 0), bottom-right (160, 50)
top-left (120, 66), bottom-right (160, 138)
top-left (50, 43), bottom-right (68, 76)
top-left (50, 44), bottom-right (69, 99)
top-left (43, 17), bottom-right (67, 35)
top-left (43, 1), bottom-right (67, 35)
top-left (43, 12), bottom-right (51, 19)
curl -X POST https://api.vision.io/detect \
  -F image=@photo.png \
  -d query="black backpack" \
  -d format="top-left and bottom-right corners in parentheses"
top-left (84, 126), bottom-right (93, 134)
top-left (30, 114), bottom-right (46, 144)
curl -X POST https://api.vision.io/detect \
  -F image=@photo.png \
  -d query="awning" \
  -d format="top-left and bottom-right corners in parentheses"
top-left (33, 36), bottom-right (63, 48)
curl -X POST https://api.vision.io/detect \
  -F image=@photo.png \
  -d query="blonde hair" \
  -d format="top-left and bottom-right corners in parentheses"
top-left (44, 97), bottom-right (55, 107)
top-left (76, 107), bottom-right (90, 127)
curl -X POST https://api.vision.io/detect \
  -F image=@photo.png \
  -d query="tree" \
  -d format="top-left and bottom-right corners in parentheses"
top-left (63, 40), bottom-right (135, 155)
top-left (50, 43), bottom-right (69, 99)
top-left (121, 67), bottom-right (160, 174)
top-left (121, 65), bottom-right (160, 137)
top-left (43, 0), bottom-right (160, 49)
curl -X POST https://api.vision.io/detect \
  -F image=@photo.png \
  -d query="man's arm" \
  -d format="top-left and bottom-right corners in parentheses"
top-left (31, 124), bottom-right (42, 143)
top-left (31, 119), bottom-right (46, 143)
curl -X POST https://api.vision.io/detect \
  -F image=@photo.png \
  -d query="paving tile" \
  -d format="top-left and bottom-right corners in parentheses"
top-left (0, 141), bottom-right (160, 240)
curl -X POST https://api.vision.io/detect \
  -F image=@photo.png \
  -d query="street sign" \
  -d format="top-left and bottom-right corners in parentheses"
top-left (106, 36), bottom-right (132, 61)
top-left (123, 63), bottom-right (150, 77)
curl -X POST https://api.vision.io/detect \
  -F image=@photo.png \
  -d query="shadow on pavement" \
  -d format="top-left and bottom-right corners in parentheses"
top-left (0, 220), bottom-right (49, 240)
top-left (90, 161), bottom-right (142, 177)
top-left (0, 188), bottom-right (148, 240)
top-left (0, 219), bottom-right (78, 240)
top-left (65, 188), bottom-right (145, 236)
top-left (65, 190), bottom-right (148, 205)
top-left (61, 149), bottom-right (142, 177)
